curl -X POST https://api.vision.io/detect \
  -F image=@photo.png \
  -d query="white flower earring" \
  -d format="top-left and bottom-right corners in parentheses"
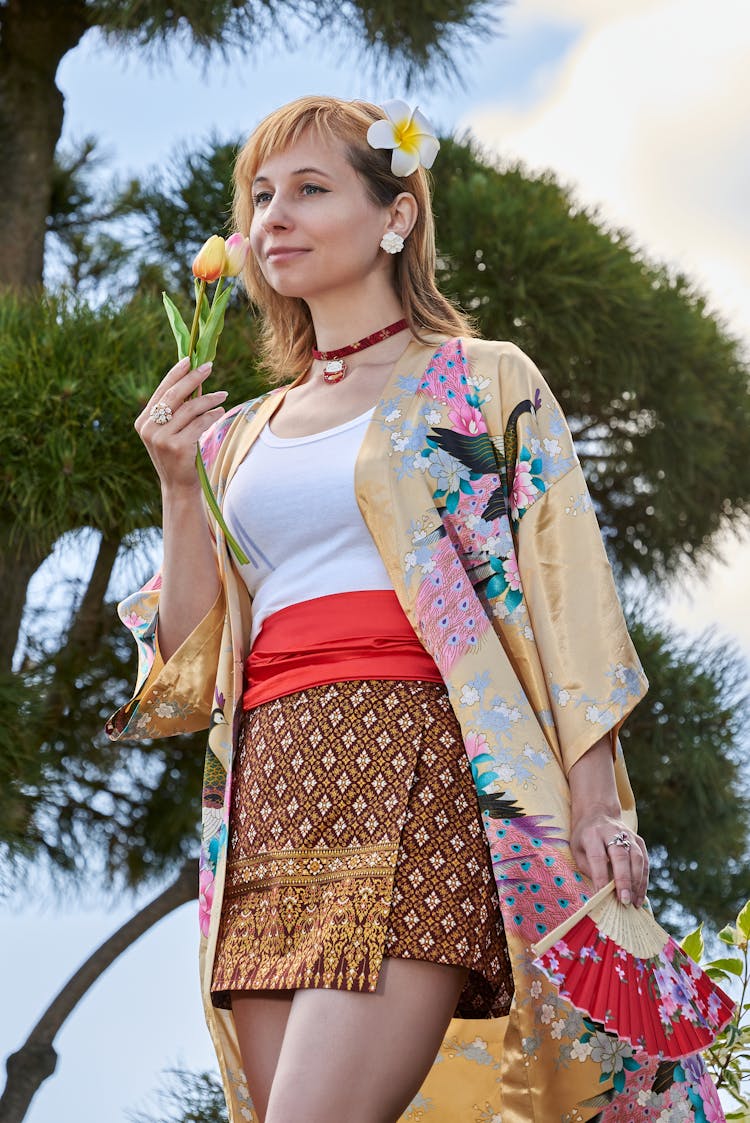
top-left (380, 231), bottom-right (405, 254)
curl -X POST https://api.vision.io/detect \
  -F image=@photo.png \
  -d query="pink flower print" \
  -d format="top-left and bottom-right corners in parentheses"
top-left (697, 1071), bottom-right (725, 1123)
top-left (464, 731), bottom-right (491, 761)
top-left (658, 992), bottom-right (678, 1023)
top-left (199, 868), bottom-right (214, 937)
top-left (502, 551), bottom-right (521, 591)
top-left (199, 404), bottom-right (242, 471)
top-left (511, 458), bottom-right (537, 518)
top-left (200, 425), bottom-right (225, 472)
top-left (448, 401), bottom-right (486, 436)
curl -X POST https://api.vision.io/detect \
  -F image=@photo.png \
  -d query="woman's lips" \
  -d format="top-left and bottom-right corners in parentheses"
top-left (266, 248), bottom-right (309, 262)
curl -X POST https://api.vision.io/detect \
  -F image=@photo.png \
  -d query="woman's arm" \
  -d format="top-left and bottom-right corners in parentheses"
top-left (158, 483), bottom-right (221, 660)
top-left (568, 734), bottom-right (649, 909)
top-left (135, 356), bottom-right (227, 661)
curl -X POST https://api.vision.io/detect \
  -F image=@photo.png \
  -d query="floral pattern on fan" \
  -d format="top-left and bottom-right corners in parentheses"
top-left (535, 913), bottom-right (735, 1060)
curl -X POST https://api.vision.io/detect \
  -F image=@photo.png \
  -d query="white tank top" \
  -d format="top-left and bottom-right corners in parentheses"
top-left (222, 406), bottom-right (394, 645)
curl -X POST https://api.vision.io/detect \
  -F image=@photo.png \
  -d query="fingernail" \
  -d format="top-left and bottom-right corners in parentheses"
top-left (197, 361), bottom-right (213, 374)
top-left (620, 890), bottom-right (631, 906)
top-left (177, 357), bottom-right (190, 369)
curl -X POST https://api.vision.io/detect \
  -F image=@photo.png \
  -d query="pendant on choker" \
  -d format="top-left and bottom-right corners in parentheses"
top-left (322, 359), bottom-right (347, 384)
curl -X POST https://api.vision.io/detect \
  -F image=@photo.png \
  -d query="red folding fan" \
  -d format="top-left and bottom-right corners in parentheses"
top-left (531, 880), bottom-right (735, 1059)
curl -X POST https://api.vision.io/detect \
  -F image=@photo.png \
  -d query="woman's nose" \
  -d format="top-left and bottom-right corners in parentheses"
top-left (261, 194), bottom-right (292, 230)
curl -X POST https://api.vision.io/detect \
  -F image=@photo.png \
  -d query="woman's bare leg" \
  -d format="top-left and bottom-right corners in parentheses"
top-left (231, 989), bottom-right (294, 1123)
top-left (264, 957), bottom-right (468, 1123)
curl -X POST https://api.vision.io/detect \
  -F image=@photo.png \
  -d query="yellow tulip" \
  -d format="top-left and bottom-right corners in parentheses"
top-left (223, 233), bottom-right (251, 277)
top-left (192, 234), bottom-right (226, 282)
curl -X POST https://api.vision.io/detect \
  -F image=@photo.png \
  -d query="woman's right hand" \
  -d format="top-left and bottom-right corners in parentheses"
top-left (135, 357), bottom-right (229, 494)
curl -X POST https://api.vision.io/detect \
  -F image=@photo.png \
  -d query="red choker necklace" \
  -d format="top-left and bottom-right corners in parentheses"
top-left (312, 318), bottom-right (408, 384)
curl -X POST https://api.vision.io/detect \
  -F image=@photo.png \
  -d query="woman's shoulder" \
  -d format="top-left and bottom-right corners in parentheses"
top-left (460, 337), bottom-right (551, 393)
top-left (416, 336), bottom-right (558, 421)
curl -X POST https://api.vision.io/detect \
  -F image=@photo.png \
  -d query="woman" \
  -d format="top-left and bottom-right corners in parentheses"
top-left (108, 97), bottom-right (723, 1123)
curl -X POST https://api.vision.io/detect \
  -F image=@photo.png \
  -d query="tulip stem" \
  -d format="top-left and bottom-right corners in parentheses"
top-left (188, 278), bottom-right (207, 366)
top-left (210, 275), bottom-right (225, 314)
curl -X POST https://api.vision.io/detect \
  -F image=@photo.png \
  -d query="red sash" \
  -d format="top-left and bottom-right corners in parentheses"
top-left (242, 590), bottom-right (442, 710)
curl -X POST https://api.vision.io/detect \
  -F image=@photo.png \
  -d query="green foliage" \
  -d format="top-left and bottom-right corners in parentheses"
top-left (127, 1067), bottom-right (228, 1123)
top-left (0, 289), bottom-right (266, 556)
top-left (123, 136), bottom-right (239, 299)
top-left (432, 136), bottom-right (750, 582)
top-left (0, 672), bottom-right (48, 882)
top-left (89, 0), bottom-right (498, 83)
top-left (46, 136), bottom-right (140, 298)
top-left (620, 614), bottom-right (750, 929)
top-left (688, 901), bottom-right (750, 1116)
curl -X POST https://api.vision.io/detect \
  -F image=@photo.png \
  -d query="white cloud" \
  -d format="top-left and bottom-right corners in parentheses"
top-left (507, 0), bottom-right (667, 31)
top-left (467, 0), bottom-right (750, 343)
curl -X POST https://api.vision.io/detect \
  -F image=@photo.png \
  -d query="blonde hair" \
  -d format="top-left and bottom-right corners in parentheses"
top-left (232, 95), bottom-right (475, 382)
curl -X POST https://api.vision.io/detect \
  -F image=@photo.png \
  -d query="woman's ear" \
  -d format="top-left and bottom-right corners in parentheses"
top-left (384, 191), bottom-right (418, 240)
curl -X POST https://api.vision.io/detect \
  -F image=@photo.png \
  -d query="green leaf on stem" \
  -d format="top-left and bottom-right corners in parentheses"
top-left (737, 901), bottom-right (750, 942)
top-left (162, 292), bottom-right (190, 360)
top-left (720, 925), bottom-right (740, 946)
top-left (194, 282), bottom-right (234, 367)
top-left (681, 924), bottom-right (704, 964)
top-left (707, 957), bottom-right (744, 977)
top-left (194, 446), bottom-right (249, 565)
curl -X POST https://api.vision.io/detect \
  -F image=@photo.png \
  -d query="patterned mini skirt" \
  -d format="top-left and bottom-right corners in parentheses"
top-left (210, 678), bottom-right (513, 1019)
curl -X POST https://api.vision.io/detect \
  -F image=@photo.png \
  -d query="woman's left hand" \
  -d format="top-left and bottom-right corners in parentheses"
top-left (570, 807), bottom-right (649, 909)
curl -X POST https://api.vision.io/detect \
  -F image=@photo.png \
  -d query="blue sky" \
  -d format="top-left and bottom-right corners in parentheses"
top-left (3, 3), bottom-right (749, 1121)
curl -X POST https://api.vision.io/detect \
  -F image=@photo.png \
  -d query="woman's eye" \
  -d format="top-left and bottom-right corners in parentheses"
top-left (253, 191), bottom-right (272, 207)
top-left (301, 183), bottom-right (326, 197)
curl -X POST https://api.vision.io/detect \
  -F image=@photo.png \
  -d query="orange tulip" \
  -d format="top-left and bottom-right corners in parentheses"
top-left (223, 233), bottom-right (251, 277)
top-left (192, 234), bottom-right (226, 282)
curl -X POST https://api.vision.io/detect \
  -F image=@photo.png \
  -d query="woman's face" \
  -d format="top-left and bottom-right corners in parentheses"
top-left (249, 131), bottom-right (394, 303)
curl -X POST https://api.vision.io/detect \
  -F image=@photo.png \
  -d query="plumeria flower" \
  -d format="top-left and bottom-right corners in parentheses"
top-left (367, 99), bottom-right (440, 177)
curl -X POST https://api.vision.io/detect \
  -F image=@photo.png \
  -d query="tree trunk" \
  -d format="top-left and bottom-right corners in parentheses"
top-left (0, 525), bottom-right (47, 674)
top-left (0, 0), bottom-right (90, 287)
top-left (66, 534), bottom-right (122, 651)
top-left (38, 532), bottom-right (123, 723)
top-left (0, 861), bottom-right (197, 1123)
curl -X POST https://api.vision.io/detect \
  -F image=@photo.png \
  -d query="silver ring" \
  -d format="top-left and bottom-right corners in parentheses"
top-left (149, 400), bottom-right (173, 425)
top-left (606, 831), bottom-right (632, 851)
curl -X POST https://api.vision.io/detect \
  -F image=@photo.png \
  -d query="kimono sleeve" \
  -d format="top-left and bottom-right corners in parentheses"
top-left (104, 412), bottom-right (237, 743)
top-left (500, 345), bottom-right (649, 775)
top-left (105, 573), bottom-right (225, 742)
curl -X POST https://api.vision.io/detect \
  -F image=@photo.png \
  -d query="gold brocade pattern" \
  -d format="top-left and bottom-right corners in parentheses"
top-left (211, 679), bottom-right (512, 1017)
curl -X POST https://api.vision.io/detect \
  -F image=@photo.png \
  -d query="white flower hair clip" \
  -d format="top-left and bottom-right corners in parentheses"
top-left (367, 99), bottom-right (440, 177)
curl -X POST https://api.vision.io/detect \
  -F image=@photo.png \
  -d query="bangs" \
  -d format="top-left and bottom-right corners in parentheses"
top-left (234, 98), bottom-right (382, 195)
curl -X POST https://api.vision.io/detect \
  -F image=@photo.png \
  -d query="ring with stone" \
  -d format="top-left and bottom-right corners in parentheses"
top-left (606, 831), bottom-right (632, 851)
top-left (149, 400), bottom-right (173, 425)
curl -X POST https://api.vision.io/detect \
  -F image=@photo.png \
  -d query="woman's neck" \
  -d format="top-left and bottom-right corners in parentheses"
top-left (306, 285), bottom-right (405, 353)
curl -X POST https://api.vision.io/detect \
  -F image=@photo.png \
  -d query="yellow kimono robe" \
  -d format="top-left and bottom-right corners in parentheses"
top-left (107, 336), bottom-right (724, 1123)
